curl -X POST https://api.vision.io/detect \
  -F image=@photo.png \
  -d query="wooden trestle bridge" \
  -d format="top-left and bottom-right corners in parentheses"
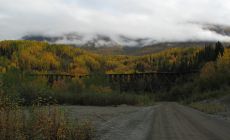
top-left (30, 71), bottom-right (199, 85)
top-left (107, 71), bottom-right (198, 82)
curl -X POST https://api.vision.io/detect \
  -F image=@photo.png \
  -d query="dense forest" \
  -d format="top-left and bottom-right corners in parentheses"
top-left (0, 40), bottom-right (229, 105)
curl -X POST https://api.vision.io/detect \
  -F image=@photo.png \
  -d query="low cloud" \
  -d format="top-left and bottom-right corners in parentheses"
top-left (0, 0), bottom-right (230, 42)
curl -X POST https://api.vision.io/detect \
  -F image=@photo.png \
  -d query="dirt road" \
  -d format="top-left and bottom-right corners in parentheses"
top-left (95, 102), bottom-right (230, 140)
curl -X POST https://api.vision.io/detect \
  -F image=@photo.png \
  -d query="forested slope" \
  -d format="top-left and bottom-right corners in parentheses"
top-left (0, 40), bottom-right (225, 74)
top-left (0, 40), bottom-right (229, 105)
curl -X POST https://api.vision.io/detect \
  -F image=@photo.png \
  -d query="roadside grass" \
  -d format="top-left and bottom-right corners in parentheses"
top-left (178, 86), bottom-right (230, 105)
top-left (0, 95), bottom-right (94, 140)
top-left (190, 102), bottom-right (227, 114)
top-left (190, 89), bottom-right (229, 103)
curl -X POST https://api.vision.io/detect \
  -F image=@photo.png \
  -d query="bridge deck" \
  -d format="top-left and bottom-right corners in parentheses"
top-left (30, 70), bottom-right (199, 78)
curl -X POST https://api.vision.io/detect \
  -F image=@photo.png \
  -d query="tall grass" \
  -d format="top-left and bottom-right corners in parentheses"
top-left (0, 95), bottom-right (94, 140)
top-left (190, 102), bottom-right (227, 114)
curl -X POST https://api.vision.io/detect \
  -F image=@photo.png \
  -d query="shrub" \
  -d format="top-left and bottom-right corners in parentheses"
top-left (89, 85), bottom-right (112, 94)
top-left (19, 77), bottom-right (53, 105)
top-left (30, 106), bottom-right (94, 140)
top-left (52, 78), bottom-right (85, 95)
top-left (0, 94), bottom-right (27, 140)
top-left (53, 91), bottom-right (152, 106)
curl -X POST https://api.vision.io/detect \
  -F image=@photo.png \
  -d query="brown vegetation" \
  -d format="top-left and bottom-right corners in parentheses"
top-left (0, 94), bottom-right (94, 140)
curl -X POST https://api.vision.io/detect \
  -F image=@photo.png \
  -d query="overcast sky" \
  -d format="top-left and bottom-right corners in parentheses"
top-left (1, 0), bottom-right (230, 42)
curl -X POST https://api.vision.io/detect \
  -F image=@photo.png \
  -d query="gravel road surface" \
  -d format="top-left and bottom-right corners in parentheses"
top-left (96, 102), bottom-right (230, 140)
top-left (66, 102), bottom-right (230, 140)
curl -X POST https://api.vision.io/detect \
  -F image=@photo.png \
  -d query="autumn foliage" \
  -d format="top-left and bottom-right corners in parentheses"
top-left (0, 40), bottom-right (229, 103)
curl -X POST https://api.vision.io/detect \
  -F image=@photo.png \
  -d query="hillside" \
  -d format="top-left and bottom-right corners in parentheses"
top-left (0, 40), bottom-right (229, 104)
top-left (82, 42), bottom-right (230, 56)
top-left (21, 34), bottom-right (230, 56)
top-left (0, 40), bottom-right (216, 75)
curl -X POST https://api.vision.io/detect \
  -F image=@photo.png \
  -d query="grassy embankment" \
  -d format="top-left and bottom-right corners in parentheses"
top-left (189, 102), bottom-right (227, 114)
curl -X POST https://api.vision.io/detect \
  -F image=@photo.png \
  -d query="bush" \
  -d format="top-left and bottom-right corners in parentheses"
top-left (1, 69), bottom-right (54, 105)
top-left (52, 78), bottom-right (85, 95)
top-left (54, 91), bottom-right (152, 106)
top-left (30, 106), bottom-right (94, 140)
top-left (19, 77), bottom-right (54, 105)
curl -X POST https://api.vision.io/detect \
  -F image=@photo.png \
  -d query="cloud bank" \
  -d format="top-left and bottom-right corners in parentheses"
top-left (0, 0), bottom-right (230, 42)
